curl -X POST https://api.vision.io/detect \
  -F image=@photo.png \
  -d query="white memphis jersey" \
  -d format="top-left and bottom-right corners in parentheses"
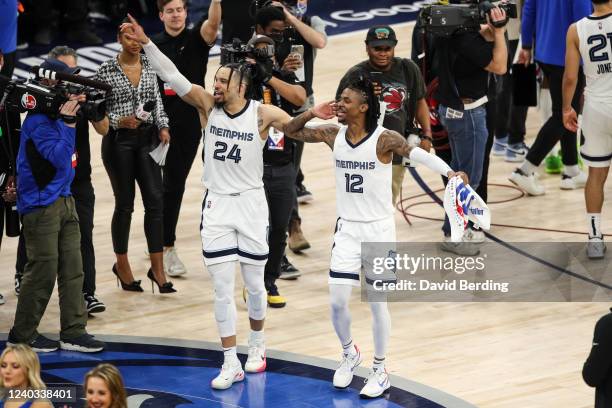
top-left (333, 125), bottom-right (393, 222)
top-left (577, 15), bottom-right (612, 106)
top-left (202, 100), bottom-right (265, 194)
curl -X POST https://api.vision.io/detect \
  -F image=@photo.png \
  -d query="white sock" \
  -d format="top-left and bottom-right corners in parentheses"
top-left (249, 329), bottom-right (265, 345)
top-left (223, 346), bottom-right (239, 366)
top-left (587, 213), bottom-right (602, 238)
top-left (519, 160), bottom-right (537, 175)
top-left (330, 284), bottom-right (353, 350)
top-left (564, 165), bottom-right (580, 178)
top-left (370, 302), bottom-right (391, 361)
top-left (373, 356), bottom-right (386, 371)
top-left (342, 339), bottom-right (357, 356)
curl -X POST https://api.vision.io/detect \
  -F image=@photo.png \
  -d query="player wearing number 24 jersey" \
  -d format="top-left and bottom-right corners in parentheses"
top-left (284, 77), bottom-right (468, 398)
top-left (120, 14), bottom-right (301, 391)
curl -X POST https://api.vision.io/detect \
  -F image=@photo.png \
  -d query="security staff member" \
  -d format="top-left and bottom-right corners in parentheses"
top-left (249, 33), bottom-right (306, 308)
top-left (150, 0), bottom-right (221, 276)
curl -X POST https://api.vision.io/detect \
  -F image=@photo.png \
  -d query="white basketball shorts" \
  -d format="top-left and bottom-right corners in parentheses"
top-left (581, 102), bottom-right (612, 167)
top-left (200, 188), bottom-right (269, 266)
top-left (329, 216), bottom-right (396, 287)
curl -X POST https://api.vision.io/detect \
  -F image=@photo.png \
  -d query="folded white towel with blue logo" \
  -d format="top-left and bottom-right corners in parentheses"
top-left (444, 176), bottom-right (491, 242)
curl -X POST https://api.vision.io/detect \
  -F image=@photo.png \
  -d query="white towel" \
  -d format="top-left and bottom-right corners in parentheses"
top-left (149, 143), bottom-right (170, 166)
top-left (444, 176), bottom-right (491, 242)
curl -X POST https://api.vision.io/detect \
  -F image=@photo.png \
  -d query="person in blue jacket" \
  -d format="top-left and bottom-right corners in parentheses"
top-left (509, 0), bottom-right (592, 195)
top-left (6, 58), bottom-right (105, 354)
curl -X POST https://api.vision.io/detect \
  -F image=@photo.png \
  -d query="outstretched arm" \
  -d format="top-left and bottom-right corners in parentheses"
top-left (122, 14), bottom-right (214, 115)
top-left (377, 130), bottom-right (468, 182)
top-left (283, 101), bottom-right (339, 148)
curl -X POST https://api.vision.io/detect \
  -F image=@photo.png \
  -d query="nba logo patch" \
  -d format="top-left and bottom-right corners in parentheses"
top-left (207, 200), bottom-right (212, 208)
top-left (71, 152), bottom-right (77, 168)
top-left (599, 22), bottom-right (603, 30)
top-left (267, 128), bottom-right (284, 151)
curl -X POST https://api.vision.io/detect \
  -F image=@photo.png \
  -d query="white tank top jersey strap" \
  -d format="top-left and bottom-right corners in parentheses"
top-left (577, 14), bottom-right (612, 109)
top-left (202, 99), bottom-right (266, 195)
top-left (333, 125), bottom-right (394, 222)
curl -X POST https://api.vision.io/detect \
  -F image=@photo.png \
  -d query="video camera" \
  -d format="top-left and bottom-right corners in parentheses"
top-left (418, 0), bottom-right (517, 38)
top-left (0, 66), bottom-right (111, 122)
top-left (220, 38), bottom-right (276, 84)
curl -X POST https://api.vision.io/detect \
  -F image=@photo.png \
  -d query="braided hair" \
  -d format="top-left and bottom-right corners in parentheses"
top-left (345, 76), bottom-right (381, 133)
top-left (215, 63), bottom-right (253, 98)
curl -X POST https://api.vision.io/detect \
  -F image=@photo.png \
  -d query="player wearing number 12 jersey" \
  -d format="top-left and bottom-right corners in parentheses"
top-left (563, 0), bottom-right (612, 259)
top-left (121, 15), bottom-right (296, 390)
top-left (285, 77), bottom-right (467, 398)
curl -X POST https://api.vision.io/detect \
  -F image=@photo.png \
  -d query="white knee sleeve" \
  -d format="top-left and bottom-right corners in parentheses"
top-left (241, 263), bottom-right (266, 321)
top-left (208, 262), bottom-right (237, 338)
top-left (370, 301), bottom-right (391, 359)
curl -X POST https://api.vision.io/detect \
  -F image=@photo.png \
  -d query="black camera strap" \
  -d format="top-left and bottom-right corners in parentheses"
top-left (3, 109), bottom-right (16, 176)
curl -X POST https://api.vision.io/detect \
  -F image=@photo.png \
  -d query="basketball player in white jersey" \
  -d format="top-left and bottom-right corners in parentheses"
top-left (121, 15), bottom-right (297, 390)
top-left (285, 77), bottom-right (467, 398)
top-left (563, 0), bottom-right (612, 259)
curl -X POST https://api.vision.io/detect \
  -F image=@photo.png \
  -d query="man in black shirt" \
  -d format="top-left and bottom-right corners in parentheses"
top-left (584, 308), bottom-right (612, 408)
top-left (337, 26), bottom-right (432, 206)
top-left (435, 7), bottom-right (507, 252)
top-left (151, 0), bottom-right (221, 277)
top-left (252, 21), bottom-right (306, 307)
top-left (273, 0), bottom-right (328, 258)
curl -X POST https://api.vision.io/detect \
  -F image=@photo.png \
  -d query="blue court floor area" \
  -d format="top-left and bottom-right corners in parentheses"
top-left (0, 336), bottom-right (475, 408)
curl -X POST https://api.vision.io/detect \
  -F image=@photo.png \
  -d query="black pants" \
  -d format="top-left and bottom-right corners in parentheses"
top-left (477, 95), bottom-right (497, 203)
top-left (263, 163), bottom-right (296, 289)
top-left (163, 121), bottom-right (201, 247)
top-left (290, 140), bottom-right (304, 224)
top-left (72, 180), bottom-right (96, 295)
top-left (526, 62), bottom-right (584, 167)
top-left (102, 127), bottom-right (163, 254)
top-left (496, 39), bottom-right (529, 145)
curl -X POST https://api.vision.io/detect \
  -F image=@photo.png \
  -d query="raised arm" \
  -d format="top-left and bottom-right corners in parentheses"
top-left (122, 14), bottom-right (214, 115)
top-left (377, 129), bottom-right (468, 182)
top-left (283, 101), bottom-right (339, 149)
top-left (200, 0), bottom-right (222, 45)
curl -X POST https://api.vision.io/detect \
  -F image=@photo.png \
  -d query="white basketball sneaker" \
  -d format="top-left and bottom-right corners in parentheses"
top-left (164, 247), bottom-right (187, 277)
top-left (245, 341), bottom-right (267, 373)
top-left (359, 367), bottom-right (391, 398)
top-left (211, 361), bottom-right (244, 390)
top-left (333, 345), bottom-right (362, 388)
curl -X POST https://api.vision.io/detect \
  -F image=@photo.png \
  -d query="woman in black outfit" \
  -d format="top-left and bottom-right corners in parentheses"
top-left (94, 22), bottom-right (175, 294)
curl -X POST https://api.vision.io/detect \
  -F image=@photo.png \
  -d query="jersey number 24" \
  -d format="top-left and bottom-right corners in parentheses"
top-left (213, 141), bottom-right (242, 163)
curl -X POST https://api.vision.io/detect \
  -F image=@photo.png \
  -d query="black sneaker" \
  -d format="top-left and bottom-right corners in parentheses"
top-left (279, 256), bottom-right (301, 280)
top-left (296, 184), bottom-right (313, 204)
top-left (60, 333), bottom-right (105, 353)
top-left (84, 293), bottom-right (106, 314)
top-left (7, 332), bottom-right (59, 353)
top-left (14, 272), bottom-right (22, 296)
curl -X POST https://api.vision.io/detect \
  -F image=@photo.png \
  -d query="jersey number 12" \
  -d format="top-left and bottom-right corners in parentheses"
top-left (344, 173), bottom-right (363, 193)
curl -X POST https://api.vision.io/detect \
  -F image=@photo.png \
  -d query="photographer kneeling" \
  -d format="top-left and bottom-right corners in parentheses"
top-left (245, 33), bottom-right (306, 307)
top-left (7, 58), bottom-right (105, 353)
top-left (435, 1), bottom-right (507, 253)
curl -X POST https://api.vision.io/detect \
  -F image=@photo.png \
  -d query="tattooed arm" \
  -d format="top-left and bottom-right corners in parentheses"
top-left (377, 130), bottom-right (469, 183)
top-left (283, 101), bottom-right (340, 149)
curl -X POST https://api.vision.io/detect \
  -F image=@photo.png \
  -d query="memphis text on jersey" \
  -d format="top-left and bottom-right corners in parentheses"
top-left (209, 124), bottom-right (254, 141)
top-left (335, 159), bottom-right (376, 170)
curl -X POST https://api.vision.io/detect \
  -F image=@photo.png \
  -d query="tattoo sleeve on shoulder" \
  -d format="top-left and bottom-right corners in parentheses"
top-left (377, 130), bottom-right (411, 157)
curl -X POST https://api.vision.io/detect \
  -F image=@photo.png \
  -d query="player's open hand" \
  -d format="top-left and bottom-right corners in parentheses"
top-left (562, 107), bottom-right (578, 132)
top-left (311, 101), bottom-right (336, 120)
top-left (121, 14), bottom-right (149, 45)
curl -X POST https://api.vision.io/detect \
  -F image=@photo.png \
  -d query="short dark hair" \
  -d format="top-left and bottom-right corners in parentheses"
top-left (256, 6), bottom-right (285, 30)
top-left (48, 46), bottom-right (78, 61)
top-left (157, 0), bottom-right (187, 12)
top-left (345, 77), bottom-right (380, 133)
